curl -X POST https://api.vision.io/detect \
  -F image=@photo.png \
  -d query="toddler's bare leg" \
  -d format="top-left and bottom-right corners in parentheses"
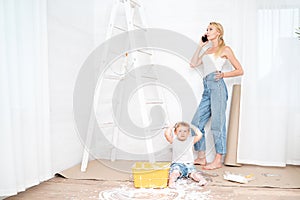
top-left (168, 170), bottom-right (180, 188)
top-left (189, 172), bottom-right (207, 186)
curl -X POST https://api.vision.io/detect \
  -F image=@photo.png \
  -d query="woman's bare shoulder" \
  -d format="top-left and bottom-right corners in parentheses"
top-left (222, 46), bottom-right (236, 58)
top-left (223, 46), bottom-right (233, 53)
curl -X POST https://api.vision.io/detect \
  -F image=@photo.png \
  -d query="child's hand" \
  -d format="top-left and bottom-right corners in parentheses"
top-left (164, 124), bottom-right (174, 144)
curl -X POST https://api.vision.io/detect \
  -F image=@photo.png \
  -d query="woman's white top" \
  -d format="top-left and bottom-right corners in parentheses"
top-left (172, 135), bottom-right (194, 163)
top-left (202, 53), bottom-right (227, 77)
top-left (199, 42), bottom-right (231, 77)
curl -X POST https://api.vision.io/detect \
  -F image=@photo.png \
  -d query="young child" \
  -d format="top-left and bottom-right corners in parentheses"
top-left (164, 122), bottom-right (207, 188)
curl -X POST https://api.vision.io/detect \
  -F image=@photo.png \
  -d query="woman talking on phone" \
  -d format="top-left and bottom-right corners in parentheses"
top-left (190, 22), bottom-right (244, 170)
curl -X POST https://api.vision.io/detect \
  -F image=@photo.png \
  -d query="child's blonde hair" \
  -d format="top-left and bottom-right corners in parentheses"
top-left (174, 122), bottom-right (190, 132)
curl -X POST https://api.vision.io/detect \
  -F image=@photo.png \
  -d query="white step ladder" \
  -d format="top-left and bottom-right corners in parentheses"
top-left (80, 0), bottom-right (170, 172)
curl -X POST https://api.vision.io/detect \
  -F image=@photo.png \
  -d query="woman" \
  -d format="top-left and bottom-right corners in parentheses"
top-left (190, 22), bottom-right (244, 170)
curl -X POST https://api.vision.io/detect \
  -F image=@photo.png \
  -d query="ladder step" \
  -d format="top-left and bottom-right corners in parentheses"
top-left (113, 25), bottom-right (127, 32)
top-left (104, 74), bottom-right (159, 81)
top-left (145, 99), bottom-right (164, 104)
top-left (104, 74), bottom-right (125, 80)
top-left (149, 125), bottom-right (169, 132)
top-left (99, 122), bottom-right (167, 131)
top-left (99, 122), bottom-right (116, 128)
top-left (114, 24), bottom-right (146, 32)
top-left (140, 75), bottom-right (158, 80)
top-left (137, 49), bottom-right (152, 56)
top-left (96, 97), bottom-right (112, 104)
top-left (133, 24), bottom-right (147, 31)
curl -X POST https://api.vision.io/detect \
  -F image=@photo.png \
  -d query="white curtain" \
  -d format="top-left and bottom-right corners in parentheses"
top-left (238, 0), bottom-right (300, 166)
top-left (0, 0), bottom-right (52, 196)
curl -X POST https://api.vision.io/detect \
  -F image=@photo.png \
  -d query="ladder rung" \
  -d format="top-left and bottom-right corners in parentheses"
top-left (149, 125), bottom-right (169, 132)
top-left (110, 51), bottom-right (121, 56)
top-left (96, 98), bottom-right (112, 104)
top-left (114, 25), bottom-right (127, 32)
top-left (140, 75), bottom-right (158, 80)
top-left (137, 49), bottom-right (152, 56)
top-left (99, 122), bottom-right (116, 128)
top-left (133, 24), bottom-right (146, 31)
top-left (104, 74), bottom-right (125, 80)
top-left (145, 100), bottom-right (164, 104)
top-left (114, 24), bottom-right (146, 32)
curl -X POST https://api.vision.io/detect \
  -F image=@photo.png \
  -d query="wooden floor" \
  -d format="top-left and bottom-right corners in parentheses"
top-left (6, 176), bottom-right (300, 200)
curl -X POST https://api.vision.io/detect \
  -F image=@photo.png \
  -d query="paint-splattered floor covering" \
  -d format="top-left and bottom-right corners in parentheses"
top-left (6, 176), bottom-right (300, 200)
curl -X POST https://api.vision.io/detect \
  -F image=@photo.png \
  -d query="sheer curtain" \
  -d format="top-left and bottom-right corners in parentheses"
top-left (238, 0), bottom-right (300, 166)
top-left (0, 0), bottom-right (52, 196)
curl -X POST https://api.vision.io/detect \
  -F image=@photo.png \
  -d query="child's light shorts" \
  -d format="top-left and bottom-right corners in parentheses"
top-left (169, 163), bottom-right (196, 179)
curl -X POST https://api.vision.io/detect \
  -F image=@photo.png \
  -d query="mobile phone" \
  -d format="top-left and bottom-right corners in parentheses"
top-left (201, 35), bottom-right (208, 42)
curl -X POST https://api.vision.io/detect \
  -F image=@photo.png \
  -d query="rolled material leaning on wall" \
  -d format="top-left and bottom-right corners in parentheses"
top-left (224, 84), bottom-right (242, 167)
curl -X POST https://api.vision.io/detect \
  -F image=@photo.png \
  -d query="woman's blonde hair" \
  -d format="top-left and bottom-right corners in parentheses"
top-left (209, 22), bottom-right (225, 56)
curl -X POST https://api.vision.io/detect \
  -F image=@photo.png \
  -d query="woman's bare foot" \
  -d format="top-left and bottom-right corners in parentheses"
top-left (194, 158), bottom-right (207, 166)
top-left (194, 151), bottom-right (207, 165)
top-left (202, 153), bottom-right (223, 170)
top-left (202, 162), bottom-right (222, 170)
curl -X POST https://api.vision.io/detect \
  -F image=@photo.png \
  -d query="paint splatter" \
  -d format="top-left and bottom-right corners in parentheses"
top-left (99, 180), bottom-right (212, 200)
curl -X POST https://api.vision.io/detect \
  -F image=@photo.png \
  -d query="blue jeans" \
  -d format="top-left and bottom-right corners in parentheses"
top-left (169, 163), bottom-right (196, 179)
top-left (191, 72), bottom-right (228, 155)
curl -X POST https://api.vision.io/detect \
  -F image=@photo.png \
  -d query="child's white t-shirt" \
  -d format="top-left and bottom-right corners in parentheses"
top-left (172, 135), bottom-right (194, 163)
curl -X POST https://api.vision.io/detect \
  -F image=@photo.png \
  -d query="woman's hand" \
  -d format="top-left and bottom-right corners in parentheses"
top-left (199, 34), bottom-right (208, 47)
top-left (190, 34), bottom-right (208, 68)
top-left (215, 71), bottom-right (224, 81)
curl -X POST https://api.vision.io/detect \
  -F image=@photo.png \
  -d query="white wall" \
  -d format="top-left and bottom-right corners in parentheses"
top-left (48, 0), bottom-right (95, 173)
top-left (48, 0), bottom-right (247, 173)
